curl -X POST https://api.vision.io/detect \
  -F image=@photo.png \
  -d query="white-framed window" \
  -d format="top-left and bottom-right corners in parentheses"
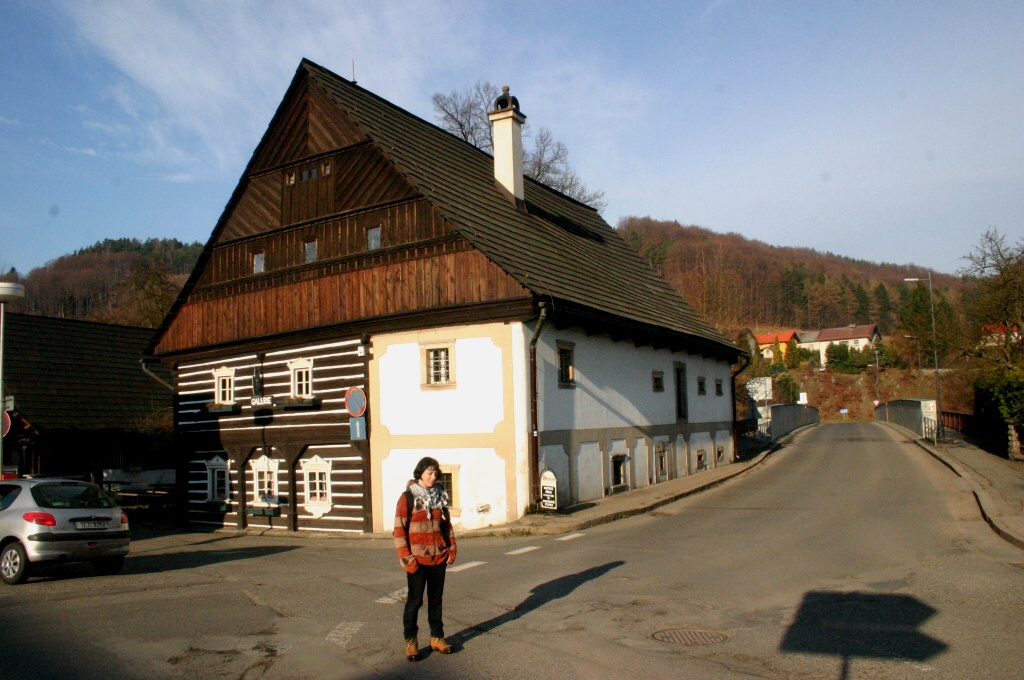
top-left (300, 455), bottom-right (333, 518)
top-left (205, 456), bottom-right (230, 501)
top-left (421, 343), bottom-right (455, 387)
top-left (253, 251), bottom-right (265, 274)
top-left (250, 454), bottom-right (280, 505)
top-left (288, 358), bottom-right (314, 398)
top-left (213, 366), bottom-right (235, 405)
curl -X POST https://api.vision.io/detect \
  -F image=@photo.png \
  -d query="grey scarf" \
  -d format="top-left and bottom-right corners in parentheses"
top-left (409, 481), bottom-right (449, 511)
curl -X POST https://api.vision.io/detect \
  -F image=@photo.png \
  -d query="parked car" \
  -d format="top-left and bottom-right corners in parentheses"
top-left (0, 479), bottom-right (130, 584)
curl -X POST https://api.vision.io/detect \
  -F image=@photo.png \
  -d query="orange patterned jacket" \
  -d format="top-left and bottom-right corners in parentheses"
top-left (393, 486), bottom-right (456, 573)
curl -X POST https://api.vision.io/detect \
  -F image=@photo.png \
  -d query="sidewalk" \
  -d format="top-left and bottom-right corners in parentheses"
top-left (460, 439), bottom-right (781, 539)
top-left (906, 429), bottom-right (1024, 551)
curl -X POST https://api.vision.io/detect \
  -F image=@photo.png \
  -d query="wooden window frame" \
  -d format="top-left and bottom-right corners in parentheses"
top-left (205, 456), bottom-right (230, 501)
top-left (300, 455), bottom-right (333, 518)
top-left (287, 358), bottom-right (314, 399)
top-left (304, 239), bottom-right (318, 264)
top-left (213, 366), bottom-right (235, 405)
top-left (421, 343), bottom-right (455, 388)
top-left (253, 251), bottom-right (266, 275)
top-left (250, 454), bottom-right (280, 506)
top-left (367, 225), bottom-right (382, 251)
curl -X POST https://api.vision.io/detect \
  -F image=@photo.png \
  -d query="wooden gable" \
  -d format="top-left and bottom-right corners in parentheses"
top-left (250, 70), bottom-right (367, 173)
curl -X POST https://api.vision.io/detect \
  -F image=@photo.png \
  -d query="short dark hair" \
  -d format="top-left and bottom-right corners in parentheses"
top-left (413, 456), bottom-right (441, 481)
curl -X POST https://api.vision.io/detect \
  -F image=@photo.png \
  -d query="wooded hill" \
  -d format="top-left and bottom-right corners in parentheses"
top-left (618, 216), bottom-right (963, 336)
top-left (2, 238), bottom-right (203, 328)
top-left (2, 222), bottom-right (962, 341)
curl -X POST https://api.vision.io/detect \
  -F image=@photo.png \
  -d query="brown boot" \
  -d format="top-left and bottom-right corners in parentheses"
top-left (405, 637), bottom-right (420, 661)
top-left (430, 637), bottom-right (452, 654)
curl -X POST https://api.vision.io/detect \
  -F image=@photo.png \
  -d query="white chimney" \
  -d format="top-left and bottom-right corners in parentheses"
top-left (488, 86), bottom-right (527, 204)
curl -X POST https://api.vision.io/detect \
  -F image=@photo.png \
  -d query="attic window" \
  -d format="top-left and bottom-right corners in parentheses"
top-left (253, 252), bottom-right (265, 274)
top-left (304, 239), bottom-right (318, 263)
top-left (285, 172), bottom-right (296, 186)
top-left (322, 162), bottom-right (331, 176)
top-left (367, 226), bottom-right (382, 250)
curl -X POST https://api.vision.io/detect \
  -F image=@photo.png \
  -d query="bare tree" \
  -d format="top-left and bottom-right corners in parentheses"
top-left (433, 81), bottom-right (606, 211)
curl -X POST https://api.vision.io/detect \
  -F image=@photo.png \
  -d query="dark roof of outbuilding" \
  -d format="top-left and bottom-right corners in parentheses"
top-left (815, 324), bottom-right (880, 343)
top-left (3, 313), bottom-right (171, 431)
top-left (303, 60), bottom-right (737, 358)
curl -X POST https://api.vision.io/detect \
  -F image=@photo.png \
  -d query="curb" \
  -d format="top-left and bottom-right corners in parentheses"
top-left (881, 421), bottom-right (1024, 552)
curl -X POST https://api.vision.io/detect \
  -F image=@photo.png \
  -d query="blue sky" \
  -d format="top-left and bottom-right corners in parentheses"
top-left (1, 1), bottom-right (1021, 276)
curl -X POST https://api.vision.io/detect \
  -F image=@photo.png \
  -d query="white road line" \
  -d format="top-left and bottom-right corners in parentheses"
top-left (505, 546), bottom-right (540, 555)
top-left (326, 622), bottom-right (363, 647)
top-left (376, 587), bottom-right (408, 604)
top-left (447, 561), bottom-right (486, 572)
top-left (555, 533), bottom-right (585, 541)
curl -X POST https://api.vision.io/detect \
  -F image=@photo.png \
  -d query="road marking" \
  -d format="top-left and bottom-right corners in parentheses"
top-left (376, 587), bottom-right (408, 604)
top-left (326, 622), bottom-right (363, 647)
top-left (505, 546), bottom-right (540, 555)
top-left (448, 561), bottom-right (486, 572)
top-left (555, 533), bottom-right (585, 541)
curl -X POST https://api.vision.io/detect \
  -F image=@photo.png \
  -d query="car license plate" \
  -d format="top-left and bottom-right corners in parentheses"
top-left (75, 520), bottom-right (108, 530)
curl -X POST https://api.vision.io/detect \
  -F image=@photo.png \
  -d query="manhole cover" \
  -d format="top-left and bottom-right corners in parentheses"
top-left (652, 629), bottom-right (729, 646)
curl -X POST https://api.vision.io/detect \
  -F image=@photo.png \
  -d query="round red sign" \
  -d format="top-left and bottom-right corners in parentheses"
top-left (344, 387), bottom-right (367, 418)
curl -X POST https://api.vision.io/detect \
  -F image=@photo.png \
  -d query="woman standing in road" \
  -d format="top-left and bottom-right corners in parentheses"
top-left (393, 456), bottom-right (457, 661)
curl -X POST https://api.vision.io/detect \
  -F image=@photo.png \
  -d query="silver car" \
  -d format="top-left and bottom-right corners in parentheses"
top-left (0, 479), bottom-right (131, 584)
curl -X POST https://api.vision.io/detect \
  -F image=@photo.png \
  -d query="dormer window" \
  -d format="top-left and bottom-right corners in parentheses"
top-left (288, 358), bottom-right (313, 399)
top-left (213, 366), bottom-right (235, 405)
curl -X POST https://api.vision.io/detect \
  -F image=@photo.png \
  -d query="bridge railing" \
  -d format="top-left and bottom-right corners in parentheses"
top-left (875, 399), bottom-right (939, 444)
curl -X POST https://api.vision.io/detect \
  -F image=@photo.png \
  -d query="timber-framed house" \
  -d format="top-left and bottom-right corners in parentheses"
top-left (149, 59), bottom-right (743, 534)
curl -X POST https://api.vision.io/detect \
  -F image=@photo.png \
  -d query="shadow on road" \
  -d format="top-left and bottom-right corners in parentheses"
top-left (780, 590), bottom-right (948, 679)
top-left (450, 560), bottom-right (624, 648)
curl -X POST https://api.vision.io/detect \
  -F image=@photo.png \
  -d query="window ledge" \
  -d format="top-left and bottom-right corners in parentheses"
top-left (207, 403), bottom-right (241, 414)
top-left (558, 382), bottom-right (576, 390)
top-left (278, 396), bottom-right (322, 410)
top-left (421, 382), bottom-right (457, 390)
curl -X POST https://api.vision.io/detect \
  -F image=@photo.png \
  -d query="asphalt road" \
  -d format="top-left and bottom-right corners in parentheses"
top-left (2, 422), bottom-right (1023, 679)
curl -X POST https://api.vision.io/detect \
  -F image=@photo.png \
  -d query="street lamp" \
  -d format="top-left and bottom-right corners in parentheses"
top-left (904, 334), bottom-right (924, 399)
top-left (0, 282), bottom-right (26, 478)
top-left (904, 274), bottom-right (942, 441)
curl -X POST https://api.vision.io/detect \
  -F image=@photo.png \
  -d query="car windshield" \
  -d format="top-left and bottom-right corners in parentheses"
top-left (30, 483), bottom-right (117, 509)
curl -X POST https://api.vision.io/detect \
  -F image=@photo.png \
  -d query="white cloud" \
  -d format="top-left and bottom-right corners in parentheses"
top-left (0, 116), bottom-right (21, 126)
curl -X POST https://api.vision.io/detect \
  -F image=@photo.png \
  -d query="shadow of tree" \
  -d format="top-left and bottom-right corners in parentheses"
top-left (450, 560), bottom-right (624, 648)
top-left (780, 590), bottom-right (948, 680)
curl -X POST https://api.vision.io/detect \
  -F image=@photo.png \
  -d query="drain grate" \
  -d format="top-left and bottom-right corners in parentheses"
top-left (652, 629), bottom-right (729, 646)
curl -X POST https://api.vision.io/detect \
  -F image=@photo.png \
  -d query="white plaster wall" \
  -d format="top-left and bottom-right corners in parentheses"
top-left (715, 429), bottom-right (734, 465)
top-left (378, 337), bottom-right (503, 435)
top-left (511, 323), bottom-right (531, 518)
top-left (633, 438), bottom-right (650, 488)
top-left (536, 328), bottom-right (733, 431)
top-left (576, 442), bottom-right (604, 502)
top-left (539, 444), bottom-right (571, 508)
top-left (382, 448), bottom-right (506, 531)
top-left (689, 432), bottom-right (714, 473)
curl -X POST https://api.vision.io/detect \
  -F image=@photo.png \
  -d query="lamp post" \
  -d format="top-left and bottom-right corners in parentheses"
top-left (0, 283), bottom-right (26, 477)
top-left (904, 274), bottom-right (942, 441)
top-left (904, 334), bottom-right (924, 399)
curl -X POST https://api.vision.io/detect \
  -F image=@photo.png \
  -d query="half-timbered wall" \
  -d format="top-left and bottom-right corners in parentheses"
top-left (178, 337), bottom-right (371, 532)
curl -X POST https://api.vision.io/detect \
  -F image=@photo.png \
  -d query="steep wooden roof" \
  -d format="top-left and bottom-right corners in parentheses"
top-left (151, 59), bottom-right (739, 360)
top-left (4, 313), bottom-right (171, 431)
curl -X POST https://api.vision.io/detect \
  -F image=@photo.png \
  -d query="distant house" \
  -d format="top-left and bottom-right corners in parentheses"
top-left (1, 313), bottom-right (172, 481)
top-left (147, 59), bottom-right (743, 535)
top-left (799, 324), bottom-right (881, 365)
top-left (754, 331), bottom-right (798, 362)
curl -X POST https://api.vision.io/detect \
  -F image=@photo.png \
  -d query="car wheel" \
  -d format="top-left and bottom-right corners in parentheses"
top-left (0, 543), bottom-right (30, 585)
top-left (93, 556), bottom-right (125, 576)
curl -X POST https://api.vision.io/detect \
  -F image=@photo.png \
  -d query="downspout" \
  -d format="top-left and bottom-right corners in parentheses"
top-left (731, 350), bottom-right (751, 457)
top-left (529, 301), bottom-right (548, 511)
top-left (140, 359), bottom-right (174, 392)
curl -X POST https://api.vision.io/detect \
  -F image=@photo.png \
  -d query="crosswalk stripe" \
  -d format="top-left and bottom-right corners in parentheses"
top-left (326, 622), bottom-right (363, 647)
top-left (505, 546), bottom-right (540, 555)
top-left (447, 560), bottom-right (486, 572)
top-left (376, 586), bottom-right (408, 604)
top-left (555, 533), bottom-right (585, 541)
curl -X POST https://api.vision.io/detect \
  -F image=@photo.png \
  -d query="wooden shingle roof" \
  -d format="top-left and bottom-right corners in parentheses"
top-left (3, 314), bottom-right (171, 431)
top-left (300, 60), bottom-right (737, 358)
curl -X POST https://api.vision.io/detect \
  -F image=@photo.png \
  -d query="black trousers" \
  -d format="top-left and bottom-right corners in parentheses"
top-left (403, 562), bottom-right (447, 640)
